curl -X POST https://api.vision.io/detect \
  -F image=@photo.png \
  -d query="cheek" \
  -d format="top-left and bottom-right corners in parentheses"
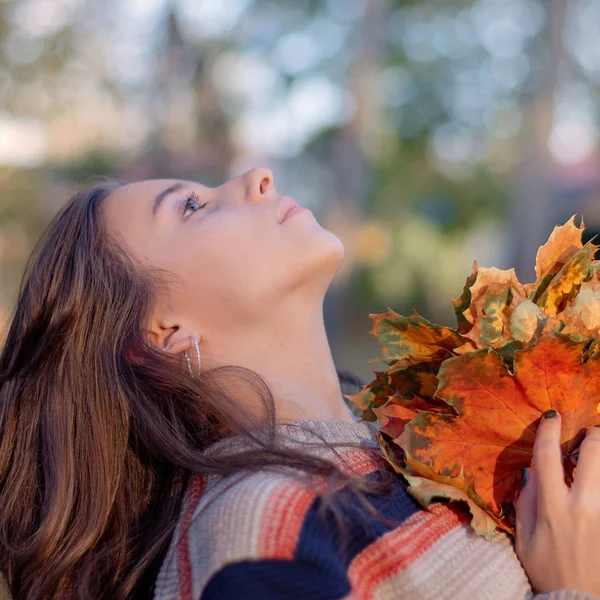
top-left (213, 230), bottom-right (281, 289)
top-left (177, 227), bottom-right (278, 308)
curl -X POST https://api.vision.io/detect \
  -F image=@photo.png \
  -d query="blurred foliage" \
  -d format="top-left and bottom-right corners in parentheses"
top-left (1, 0), bottom-right (599, 378)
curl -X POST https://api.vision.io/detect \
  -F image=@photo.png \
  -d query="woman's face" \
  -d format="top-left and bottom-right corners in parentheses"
top-left (102, 168), bottom-right (345, 350)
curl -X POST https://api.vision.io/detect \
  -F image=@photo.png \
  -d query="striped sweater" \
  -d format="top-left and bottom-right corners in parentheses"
top-left (153, 418), bottom-right (599, 600)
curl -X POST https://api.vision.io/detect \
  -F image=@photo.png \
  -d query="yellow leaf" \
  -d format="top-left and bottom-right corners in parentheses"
top-left (509, 299), bottom-right (545, 343)
top-left (462, 266), bottom-right (525, 327)
top-left (458, 265), bottom-right (528, 350)
top-left (402, 469), bottom-right (500, 539)
top-left (566, 285), bottom-right (600, 332)
top-left (534, 214), bottom-right (584, 282)
top-left (369, 309), bottom-right (464, 367)
top-left (536, 244), bottom-right (596, 316)
top-left (378, 431), bottom-right (503, 538)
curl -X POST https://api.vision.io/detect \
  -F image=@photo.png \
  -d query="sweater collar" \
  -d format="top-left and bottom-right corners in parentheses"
top-left (202, 417), bottom-right (381, 457)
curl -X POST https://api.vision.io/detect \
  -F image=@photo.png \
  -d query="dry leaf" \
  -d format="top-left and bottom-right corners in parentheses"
top-left (509, 299), bottom-right (545, 343)
top-left (456, 265), bottom-right (528, 350)
top-left (398, 335), bottom-right (600, 530)
top-left (376, 431), bottom-right (499, 539)
top-left (534, 244), bottom-right (597, 316)
top-left (368, 310), bottom-right (465, 367)
top-left (534, 215), bottom-right (584, 283)
top-left (356, 215), bottom-right (600, 538)
top-left (344, 369), bottom-right (395, 422)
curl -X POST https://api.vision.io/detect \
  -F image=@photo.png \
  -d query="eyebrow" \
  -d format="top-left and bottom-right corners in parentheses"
top-left (152, 181), bottom-right (186, 218)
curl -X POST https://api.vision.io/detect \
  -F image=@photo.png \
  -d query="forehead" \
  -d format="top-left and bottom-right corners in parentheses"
top-left (103, 178), bottom-right (201, 220)
top-left (101, 179), bottom-right (176, 244)
top-left (108, 178), bottom-right (181, 208)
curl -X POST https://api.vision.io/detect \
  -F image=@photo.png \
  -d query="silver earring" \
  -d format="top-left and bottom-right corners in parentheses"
top-left (185, 336), bottom-right (201, 378)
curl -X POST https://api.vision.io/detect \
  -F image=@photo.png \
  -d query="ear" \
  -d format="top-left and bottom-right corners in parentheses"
top-left (148, 319), bottom-right (198, 356)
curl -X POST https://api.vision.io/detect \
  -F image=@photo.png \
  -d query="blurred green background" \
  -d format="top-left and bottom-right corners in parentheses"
top-left (0, 0), bottom-right (599, 381)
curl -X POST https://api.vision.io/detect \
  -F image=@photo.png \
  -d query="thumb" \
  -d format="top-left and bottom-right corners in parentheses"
top-left (515, 468), bottom-right (537, 557)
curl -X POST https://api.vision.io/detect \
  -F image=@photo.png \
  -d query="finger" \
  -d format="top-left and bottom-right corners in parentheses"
top-left (571, 425), bottom-right (600, 500)
top-left (533, 410), bottom-right (568, 512)
top-left (515, 468), bottom-right (537, 555)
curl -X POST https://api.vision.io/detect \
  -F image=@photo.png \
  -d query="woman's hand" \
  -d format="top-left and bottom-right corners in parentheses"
top-left (515, 410), bottom-right (600, 595)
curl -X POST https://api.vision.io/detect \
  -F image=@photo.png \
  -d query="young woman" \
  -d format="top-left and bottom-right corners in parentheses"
top-left (0, 169), bottom-right (599, 599)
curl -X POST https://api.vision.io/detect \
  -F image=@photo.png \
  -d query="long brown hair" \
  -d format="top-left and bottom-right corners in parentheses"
top-left (0, 179), bottom-right (396, 599)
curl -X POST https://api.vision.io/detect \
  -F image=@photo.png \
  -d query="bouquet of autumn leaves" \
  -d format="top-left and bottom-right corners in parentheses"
top-left (345, 216), bottom-right (600, 539)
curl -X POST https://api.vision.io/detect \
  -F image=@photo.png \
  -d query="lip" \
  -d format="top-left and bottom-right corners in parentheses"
top-left (278, 196), bottom-right (303, 224)
top-left (281, 205), bottom-right (309, 222)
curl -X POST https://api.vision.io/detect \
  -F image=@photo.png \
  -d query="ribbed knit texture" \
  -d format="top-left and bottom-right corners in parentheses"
top-left (153, 418), bottom-right (598, 600)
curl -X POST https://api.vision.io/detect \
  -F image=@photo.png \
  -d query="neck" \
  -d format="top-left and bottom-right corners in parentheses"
top-left (201, 298), bottom-right (356, 425)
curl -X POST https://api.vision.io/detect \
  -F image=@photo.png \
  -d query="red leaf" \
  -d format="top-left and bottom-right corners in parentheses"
top-left (398, 335), bottom-right (600, 529)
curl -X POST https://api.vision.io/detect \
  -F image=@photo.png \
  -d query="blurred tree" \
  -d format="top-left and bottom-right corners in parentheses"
top-left (510, 0), bottom-right (567, 282)
top-left (2, 0), bottom-right (600, 373)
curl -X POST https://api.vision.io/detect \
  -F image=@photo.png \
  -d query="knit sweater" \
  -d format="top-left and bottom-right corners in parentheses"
top-left (153, 418), bottom-right (599, 600)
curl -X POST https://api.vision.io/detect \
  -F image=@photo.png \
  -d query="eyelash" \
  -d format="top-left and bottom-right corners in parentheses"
top-left (181, 192), bottom-right (208, 219)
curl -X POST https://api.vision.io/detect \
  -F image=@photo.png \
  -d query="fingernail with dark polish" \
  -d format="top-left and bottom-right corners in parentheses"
top-left (543, 409), bottom-right (558, 419)
top-left (521, 467), bottom-right (529, 487)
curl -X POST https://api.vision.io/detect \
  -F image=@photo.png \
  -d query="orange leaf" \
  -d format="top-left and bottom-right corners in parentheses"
top-left (368, 310), bottom-right (465, 367)
top-left (370, 360), bottom-right (455, 438)
top-left (374, 403), bottom-right (422, 439)
top-left (534, 215), bottom-right (584, 283)
top-left (456, 265), bottom-right (528, 350)
top-left (360, 216), bottom-right (600, 538)
top-left (387, 361), bottom-right (444, 403)
top-left (534, 244), bottom-right (597, 316)
top-left (398, 335), bottom-right (600, 529)
top-left (463, 266), bottom-right (526, 322)
top-left (509, 299), bottom-right (546, 343)
top-left (376, 431), bottom-right (499, 538)
top-left (344, 370), bottom-right (395, 422)
top-left (558, 277), bottom-right (600, 337)
top-left (452, 262), bottom-right (479, 334)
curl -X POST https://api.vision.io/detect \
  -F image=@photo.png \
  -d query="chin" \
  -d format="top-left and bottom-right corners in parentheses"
top-left (283, 233), bottom-right (345, 293)
top-left (329, 236), bottom-right (346, 268)
top-left (311, 232), bottom-right (346, 281)
top-left (308, 227), bottom-right (344, 260)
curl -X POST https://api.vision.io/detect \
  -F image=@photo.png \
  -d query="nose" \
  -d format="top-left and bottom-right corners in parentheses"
top-left (243, 167), bottom-right (275, 203)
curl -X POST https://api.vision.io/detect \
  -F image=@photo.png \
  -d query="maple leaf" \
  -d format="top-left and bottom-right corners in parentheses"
top-left (532, 215), bottom-right (585, 287)
top-left (534, 243), bottom-right (597, 316)
top-left (452, 263), bottom-right (479, 335)
top-left (373, 404), bottom-right (420, 439)
top-left (374, 393), bottom-right (451, 440)
top-left (346, 360), bottom-right (453, 432)
top-left (559, 278), bottom-right (600, 338)
top-left (522, 215), bottom-right (599, 315)
top-left (373, 360), bottom-right (457, 438)
top-left (368, 310), bottom-right (465, 367)
top-left (344, 369), bottom-right (395, 422)
top-left (376, 429), bottom-right (499, 538)
top-left (358, 215), bottom-right (600, 538)
top-left (387, 361), bottom-right (440, 401)
top-left (450, 218), bottom-right (599, 356)
top-left (454, 264), bottom-right (529, 350)
top-left (509, 299), bottom-right (546, 343)
top-left (347, 312), bottom-right (465, 429)
top-left (402, 471), bottom-right (499, 538)
top-left (398, 334), bottom-right (600, 531)
top-left (464, 266), bottom-right (526, 320)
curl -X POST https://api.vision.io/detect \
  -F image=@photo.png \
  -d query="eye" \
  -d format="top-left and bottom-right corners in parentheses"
top-left (181, 192), bottom-right (208, 219)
